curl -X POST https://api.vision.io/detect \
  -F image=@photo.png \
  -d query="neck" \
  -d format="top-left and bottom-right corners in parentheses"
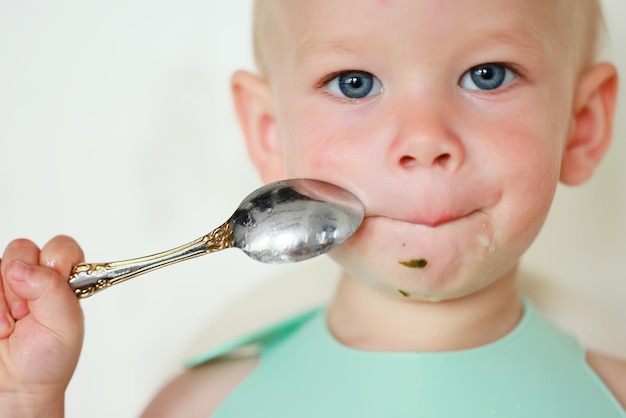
top-left (327, 268), bottom-right (523, 352)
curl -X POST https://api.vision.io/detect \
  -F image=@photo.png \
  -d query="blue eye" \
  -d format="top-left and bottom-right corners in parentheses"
top-left (327, 71), bottom-right (384, 99)
top-left (459, 63), bottom-right (515, 91)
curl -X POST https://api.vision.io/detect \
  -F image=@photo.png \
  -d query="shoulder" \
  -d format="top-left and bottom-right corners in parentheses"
top-left (587, 350), bottom-right (626, 410)
top-left (141, 355), bottom-right (259, 418)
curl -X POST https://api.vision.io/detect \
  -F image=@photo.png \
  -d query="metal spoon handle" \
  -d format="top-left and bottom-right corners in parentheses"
top-left (68, 222), bottom-right (233, 299)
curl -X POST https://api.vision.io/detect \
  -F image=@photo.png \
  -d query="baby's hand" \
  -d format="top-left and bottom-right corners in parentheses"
top-left (0, 236), bottom-right (85, 417)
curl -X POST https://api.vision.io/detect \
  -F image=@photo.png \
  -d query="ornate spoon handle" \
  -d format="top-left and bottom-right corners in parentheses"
top-left (68, 223), bottom-right (233, 299)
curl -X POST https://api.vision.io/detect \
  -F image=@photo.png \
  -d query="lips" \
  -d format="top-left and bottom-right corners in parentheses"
top-left (404, 209), bottom-right (480, 228)
top-left (366, 208), bottom-right (480, 230)
top-left (364, 196), bottom-right (487, 228)
top-left (357, 183), bottom-right (501, 229)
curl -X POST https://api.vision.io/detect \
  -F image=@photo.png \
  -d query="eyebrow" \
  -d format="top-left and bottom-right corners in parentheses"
top-left (460, 12), bottom-right (560, 60)
top-left (294, 23), bottom-right (550, 70)
top-left (294, 35), bottom-right (368, 69)
top-left (473, 24), bottom-right (551, 58)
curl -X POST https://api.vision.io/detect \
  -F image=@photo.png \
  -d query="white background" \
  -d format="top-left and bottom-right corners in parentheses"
top-left (0, 2), bottom-right (625, 417)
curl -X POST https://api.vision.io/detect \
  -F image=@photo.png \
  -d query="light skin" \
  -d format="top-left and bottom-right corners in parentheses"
top-left (0, 237), bottom-right (84, 418)
top-left (0, 0), bottom-right (623, 416)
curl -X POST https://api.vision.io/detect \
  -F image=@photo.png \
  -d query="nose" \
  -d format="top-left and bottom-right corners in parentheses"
top-left (388, 98), bottom-right (464, 172)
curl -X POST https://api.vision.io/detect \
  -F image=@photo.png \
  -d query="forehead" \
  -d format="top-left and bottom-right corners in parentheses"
top-left (272, 0), bottom-right (564, 30)
top-left (260, 0), bottom-right (571, 69)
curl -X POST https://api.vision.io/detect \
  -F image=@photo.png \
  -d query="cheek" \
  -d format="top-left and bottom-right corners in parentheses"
top-left (278, 101), bottom-right (367, 177)
top-left (485, 96), bottom-right (567, 189)
top-left (490, 119), bottom-right (564, 242)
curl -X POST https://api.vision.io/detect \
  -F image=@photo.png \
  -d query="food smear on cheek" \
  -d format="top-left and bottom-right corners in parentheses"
top-left (399, 258), bottom-right (428, 269)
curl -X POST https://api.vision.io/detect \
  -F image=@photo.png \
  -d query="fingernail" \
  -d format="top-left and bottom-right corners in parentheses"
top-left (8, 259), bottom-right (30, 282)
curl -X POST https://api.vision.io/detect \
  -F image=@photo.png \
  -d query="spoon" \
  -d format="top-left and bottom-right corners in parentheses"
top-left (68, 179), bottom-right (364, 298)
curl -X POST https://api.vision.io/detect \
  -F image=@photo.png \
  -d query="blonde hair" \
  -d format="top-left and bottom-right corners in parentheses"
top-left (252, 0), bottom-right (606, 74)
top-left (252, 0), bottom-right (279, 76)
top-left (560, 0), bottom-right (606, 67)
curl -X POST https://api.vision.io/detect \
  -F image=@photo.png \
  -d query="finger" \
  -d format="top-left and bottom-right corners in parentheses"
top-left (5, 259), bottom-right (84, 382)
top-left (5, 256), bottom-right (84, 346)
top-left (41, 235), bottom-right (85, 311)
top-left (0, 257), bottom-right (15, 338)
top-left (1, 238), bottom-right (41, 321)
top-left (39, 235), bottom-right (85, 279)
top-left (26, 235), bottom-right (84, 333)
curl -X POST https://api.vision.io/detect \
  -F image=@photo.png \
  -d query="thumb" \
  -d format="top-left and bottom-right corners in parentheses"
top-left (6, 259), bottom-right (83, 337)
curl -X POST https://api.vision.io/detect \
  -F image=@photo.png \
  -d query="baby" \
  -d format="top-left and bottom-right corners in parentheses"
top-left (1, 0), bottom-right (624, 416)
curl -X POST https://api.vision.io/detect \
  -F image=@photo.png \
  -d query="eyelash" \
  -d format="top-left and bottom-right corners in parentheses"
top-left (315, 70), bottom-right (378, 102)
top-left (316, 71), bottom-right (345, 90)
top-left (316, 63), bottom-right (526, 98)
top-left (459, 62), bottom-right (524, 93)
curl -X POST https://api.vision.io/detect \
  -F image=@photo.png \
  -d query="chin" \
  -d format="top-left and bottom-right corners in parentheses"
top-left (328, 214), bottom-right (525, 302)
top-left (331, 250), bottom-right (504, 302)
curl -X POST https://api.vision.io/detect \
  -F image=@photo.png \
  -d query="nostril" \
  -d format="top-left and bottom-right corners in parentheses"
top-left (399, 155), bottom-right (417, 168)
top-left (399, 153), bottom-right (452, 169)
top-left (435, 153), bottom-right (451, 167)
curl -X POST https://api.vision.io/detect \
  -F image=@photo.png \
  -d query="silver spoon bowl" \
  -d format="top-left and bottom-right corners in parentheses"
top-left (68, 179), bottom-right (364, 298)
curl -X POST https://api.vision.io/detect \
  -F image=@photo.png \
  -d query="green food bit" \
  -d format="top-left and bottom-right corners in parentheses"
top-left (397, 289), bottom-right (410, 298)
top-left (399, 259), bottom-right (428, 269)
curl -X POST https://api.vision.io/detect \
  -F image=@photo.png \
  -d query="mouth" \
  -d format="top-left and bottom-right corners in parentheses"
top-left (366, 209), bottom-right (482, 229)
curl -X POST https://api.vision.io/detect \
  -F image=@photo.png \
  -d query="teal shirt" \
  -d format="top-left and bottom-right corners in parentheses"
top-left (187, 300), bottom-right (625, 417)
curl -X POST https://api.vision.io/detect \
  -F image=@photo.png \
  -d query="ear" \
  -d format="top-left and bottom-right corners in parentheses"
top-left (560, 62), bottom-right (619, 185)
top-left (231, 70), bottom-right (285, 183)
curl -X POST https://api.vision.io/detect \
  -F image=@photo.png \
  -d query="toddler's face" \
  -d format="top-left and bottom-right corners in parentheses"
top-left (256, 0), bottom-right (581, 301)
